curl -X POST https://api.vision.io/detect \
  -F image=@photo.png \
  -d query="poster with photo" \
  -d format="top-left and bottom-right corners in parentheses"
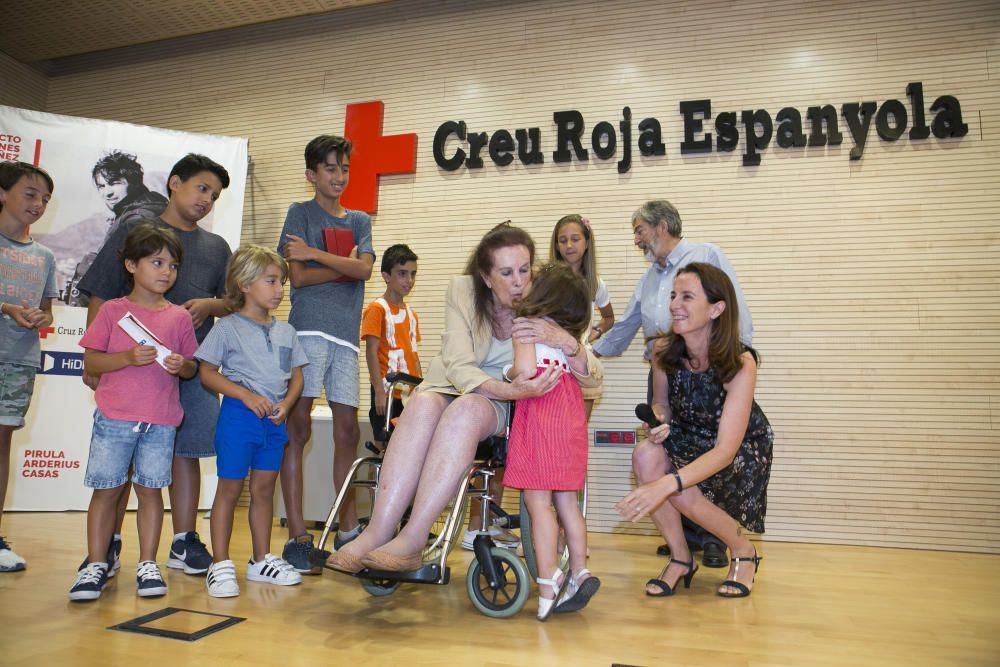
top-left (0, 105), bottom-right (247, 305)
top-left (0, 106), bottom-right (247, 510)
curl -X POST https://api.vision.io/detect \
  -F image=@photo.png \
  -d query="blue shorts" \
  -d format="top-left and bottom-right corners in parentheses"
top-left (214, 397), bottom-right (288, 480)
top-left (84, 409), bottom-right (175, 489)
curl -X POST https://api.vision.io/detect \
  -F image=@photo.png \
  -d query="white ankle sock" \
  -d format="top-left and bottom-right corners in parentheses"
top-left (338, 525), bottom-right (362, 539)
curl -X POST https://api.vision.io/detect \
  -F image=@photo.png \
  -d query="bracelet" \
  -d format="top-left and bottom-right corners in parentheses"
top-left (567, 340), bottom-right (582, 357)
top-left (671, 471), bottom-right (684, 494)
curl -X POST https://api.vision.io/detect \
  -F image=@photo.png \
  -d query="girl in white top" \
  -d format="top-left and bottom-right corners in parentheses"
top-left (549, 214), bottom-right (615, 418)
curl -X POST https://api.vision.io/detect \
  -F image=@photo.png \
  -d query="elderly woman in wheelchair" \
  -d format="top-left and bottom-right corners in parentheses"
top-left (323, 223), bottom-right (601, 615)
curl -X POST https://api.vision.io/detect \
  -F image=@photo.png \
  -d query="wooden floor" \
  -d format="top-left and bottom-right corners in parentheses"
top-left (1, 511), bottom-right (998, 667)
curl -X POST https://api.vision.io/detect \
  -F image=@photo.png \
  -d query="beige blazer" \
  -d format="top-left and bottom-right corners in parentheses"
top-left (419, 275), bottom-right (603, 395)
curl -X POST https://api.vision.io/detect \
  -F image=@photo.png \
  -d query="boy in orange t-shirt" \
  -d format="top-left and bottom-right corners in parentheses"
top-left (361, 244), bottom-right (421, 449)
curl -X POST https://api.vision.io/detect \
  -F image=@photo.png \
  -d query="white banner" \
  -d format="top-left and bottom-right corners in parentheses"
top-left (1, 106), bottom-right (246, 510)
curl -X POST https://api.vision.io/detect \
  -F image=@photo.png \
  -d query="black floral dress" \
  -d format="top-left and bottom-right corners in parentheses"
top-left (664, 364), bottom-right (773, 533)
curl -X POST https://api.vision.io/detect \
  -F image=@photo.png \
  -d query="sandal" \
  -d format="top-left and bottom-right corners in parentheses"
top-left (554, 569), bottom-right (601, 613)
top-left (536, 568), bottom-right (569, 621)
top-left (646, 558), bottom-right (697, 597)
top-left (717, 547), bottom-right (762, 598)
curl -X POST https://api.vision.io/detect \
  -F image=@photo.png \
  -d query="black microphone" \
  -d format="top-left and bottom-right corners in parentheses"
top-left (635, 403), bottom-right (662, 428)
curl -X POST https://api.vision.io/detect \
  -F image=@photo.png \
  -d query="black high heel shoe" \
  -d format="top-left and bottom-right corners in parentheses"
top-left (717, 547), bottom-right (762, 598)
top-left (645, 558), bottom-right (697, 597)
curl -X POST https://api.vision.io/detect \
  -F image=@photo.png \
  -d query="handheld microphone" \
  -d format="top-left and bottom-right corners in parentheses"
top-left (635, 403), bottom-right (662, 428)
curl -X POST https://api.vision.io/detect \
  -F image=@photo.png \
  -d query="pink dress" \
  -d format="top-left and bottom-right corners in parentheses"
top-left (503, 343), bottom-right (588, 491)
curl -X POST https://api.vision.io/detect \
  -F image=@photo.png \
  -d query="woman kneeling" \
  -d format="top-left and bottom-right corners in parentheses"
top-left (617, 262), bottom-right (773, 598)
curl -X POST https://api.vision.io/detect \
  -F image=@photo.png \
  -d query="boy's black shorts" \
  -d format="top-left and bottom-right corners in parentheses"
top-left (369, 385), bottom-right (405, 443)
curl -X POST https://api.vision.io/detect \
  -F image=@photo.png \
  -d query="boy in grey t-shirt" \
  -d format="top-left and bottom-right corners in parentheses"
top-left (276, 135), bottom-right (374, 572)
top-left (196, 245), bottom-right (308, 597)
top-left (0, 161), bottom-right (58, 573)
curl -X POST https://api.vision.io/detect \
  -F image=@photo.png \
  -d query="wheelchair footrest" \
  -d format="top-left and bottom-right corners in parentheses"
top-left (357, 563), bottom-right (450, 585)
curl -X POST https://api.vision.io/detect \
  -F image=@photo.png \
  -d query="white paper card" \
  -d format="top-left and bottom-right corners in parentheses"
top-left (117, 312), bottom-right (172, 369)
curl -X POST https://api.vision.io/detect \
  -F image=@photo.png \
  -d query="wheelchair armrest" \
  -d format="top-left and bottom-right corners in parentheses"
top-left (384, 371), bottom-right (423, 387)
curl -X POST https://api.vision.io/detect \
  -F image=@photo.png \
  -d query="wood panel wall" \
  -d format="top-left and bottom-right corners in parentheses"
top-left (27, 0), bottom-right (1000, 552)
top-left (0, 50), bottom-right (48, 111)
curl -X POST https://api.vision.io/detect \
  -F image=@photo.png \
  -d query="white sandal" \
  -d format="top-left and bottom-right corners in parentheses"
top-left (536, 568), bottom-right (569, 621)
top-left (555, 568), bottom-right (601, 613)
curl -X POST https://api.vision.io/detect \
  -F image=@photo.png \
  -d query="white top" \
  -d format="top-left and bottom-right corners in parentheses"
top-left (594, 277), bottom-right (610, 309)
top-left (534, 342), bottom-right (569, 372)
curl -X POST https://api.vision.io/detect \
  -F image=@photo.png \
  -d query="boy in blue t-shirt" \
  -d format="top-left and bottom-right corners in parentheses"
top-left (77, 154), bottom-right (233, 577)
top-left (0, 161), bottom-right (58, 572)
top-left (277, 135), bottom-right (375, 572)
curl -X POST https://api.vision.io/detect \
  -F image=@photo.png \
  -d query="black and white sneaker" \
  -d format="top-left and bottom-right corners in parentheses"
top-left (167, 531), bottom-right (212, 574)
top-left (281, 534), bottom-right (320, 575)
top-left (107, 535), bottom-right (122, 577)
top-left (206, 560), bottom-right (240, 598)
top-left (247, 554), bottom-right (302, 586)
top-left (136, 560), bottom-right (168, 597)
top-left (333, 524), bottom-right (363, 551)
top-left (78, 535), bottom-right (123, 579)
top-left (0, 536), bottom-right (26, 572)
top-left (69, 562), bottom-right (109, 601)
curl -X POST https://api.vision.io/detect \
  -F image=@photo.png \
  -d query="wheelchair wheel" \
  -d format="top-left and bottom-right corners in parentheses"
top-left (466, 547), bottom-right (530, 618)
top-left (359, 577), bottom-right (401, 597)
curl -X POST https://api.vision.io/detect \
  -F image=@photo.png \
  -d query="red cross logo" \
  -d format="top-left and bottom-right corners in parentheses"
top-left (341, 101), bottom-right (418, 214)
top-left (38, 326), bottom-right (55, 339)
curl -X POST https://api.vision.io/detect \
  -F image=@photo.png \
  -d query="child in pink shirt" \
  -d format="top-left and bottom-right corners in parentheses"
top-left (69, 224), bottom-right (197, 602)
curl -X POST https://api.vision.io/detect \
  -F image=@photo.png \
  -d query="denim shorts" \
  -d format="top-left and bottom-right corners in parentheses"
top-left (214, 397), bottom-right (288, 479)
top-left (84, 409), bottom-right (175, 489)
top-left (175, 372), bottom-right (220, 458)
top-left (0, 362), bottom-right (37, 429)
top-left (298, 335), bottom-right (359, 408)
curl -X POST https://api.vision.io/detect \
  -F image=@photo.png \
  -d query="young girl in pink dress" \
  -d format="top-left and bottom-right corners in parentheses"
top-left (503, 263), bottom-right (600, 620)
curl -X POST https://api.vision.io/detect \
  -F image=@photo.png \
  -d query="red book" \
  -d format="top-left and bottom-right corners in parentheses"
top-left (322, 228), bottom-right (356, 283)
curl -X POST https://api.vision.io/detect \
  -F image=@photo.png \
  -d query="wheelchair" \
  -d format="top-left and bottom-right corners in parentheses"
top-left (314, 371), bottom-right (548, 618)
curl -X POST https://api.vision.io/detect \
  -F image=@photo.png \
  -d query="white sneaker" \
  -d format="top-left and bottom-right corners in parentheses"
top-left (461, 527), bottom-right (521, 551)
top-left (246, 554), bottom-right (302, 586)
top-left (489, 526), bottom-right (521, 550)
top-left (0, 536), bottom-right (26, 572)
top-left (206, 560), bottom-right (240, 598)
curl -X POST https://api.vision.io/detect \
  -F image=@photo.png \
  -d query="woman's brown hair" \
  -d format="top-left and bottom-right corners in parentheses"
top-left (464, 222), bottom-right (535, 330)
top-left (514, 263), bottom-right (591, 341)
top-left (653, 262), bottom-right (757, 383)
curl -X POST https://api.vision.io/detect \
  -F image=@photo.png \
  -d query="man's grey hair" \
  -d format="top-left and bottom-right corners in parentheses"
top-left (632, 200), bottom-right (682, 238)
